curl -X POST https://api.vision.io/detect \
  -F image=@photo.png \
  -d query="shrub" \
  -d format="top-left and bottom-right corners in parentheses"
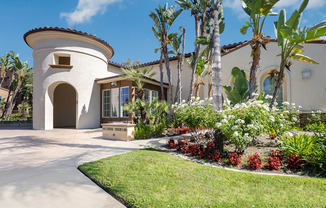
top-left (281, 134), bottom-right (316, 159)
top-left (247, 152), bottom-right (262, 170)
top-left (265, 156), bottom-right (281, 170)
top-left (199, 148), bottom-right (206, 159)
top-left (168, 138), bottom-right (176, 149)
top-left (134, 123), bottom-right (165, 139)
top-left (311, 145), bottom-right (326, 173)
top-left (189, 144), bottom-right (200, 156)
top-left (212, 151), bottom-right (221, 162)
top-left (287, 155), bottom-right (304, 169)
top-left (270, 149), bottom-right (283, 160)
top-left (182, 144), bottom-right (189, 154)
top-left (228, 153), bottom-right (242, 166)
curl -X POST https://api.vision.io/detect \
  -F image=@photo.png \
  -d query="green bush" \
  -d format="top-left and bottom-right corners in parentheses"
top-left (134, 123), bottom-right (165, 139)
top-left (281, 134), bottom-right (316, 159)
top-left (312, 145), bottom-right (326, 173)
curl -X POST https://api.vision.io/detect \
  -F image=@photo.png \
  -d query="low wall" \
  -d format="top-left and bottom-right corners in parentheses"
top-left (102, 123), bottom-right (136, 141)
top-left (0, 120), bottom-right (33, 128)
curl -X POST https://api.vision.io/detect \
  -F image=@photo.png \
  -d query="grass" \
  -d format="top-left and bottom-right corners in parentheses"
top-left (79, 148), bottom-right (326, 208)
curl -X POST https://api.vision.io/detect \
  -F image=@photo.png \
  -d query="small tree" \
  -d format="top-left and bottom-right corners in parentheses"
top-left (121, 67), bottom-right (156, 123)
top-left (271, 0), bottom-right (326, 106)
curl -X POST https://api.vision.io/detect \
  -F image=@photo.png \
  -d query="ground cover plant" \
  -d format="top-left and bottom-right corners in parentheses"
top-left (79, 149), bottom-right (326, 208)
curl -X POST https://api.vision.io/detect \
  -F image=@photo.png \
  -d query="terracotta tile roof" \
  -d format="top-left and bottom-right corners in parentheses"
top-left (136, 40), bottom-right (251, 68)
top-left (24, 26), bottom-right (115, 57)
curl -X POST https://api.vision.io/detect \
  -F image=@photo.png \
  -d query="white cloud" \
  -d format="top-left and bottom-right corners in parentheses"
top-left (61, 0), bottom-right (122, 25)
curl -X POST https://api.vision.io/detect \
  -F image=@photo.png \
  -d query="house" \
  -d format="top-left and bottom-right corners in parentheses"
top-left (24, 27), bottom-right (326, 130)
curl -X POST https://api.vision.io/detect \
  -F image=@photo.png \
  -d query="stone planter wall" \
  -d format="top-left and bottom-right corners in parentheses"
top-left (0, 120), bottom-right (33, 128)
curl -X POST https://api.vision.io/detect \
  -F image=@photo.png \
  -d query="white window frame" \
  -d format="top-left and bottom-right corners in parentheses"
top-left (102, 89), bottom-right (110, 118)
top-left (120, 86), bottom-right (129, 118)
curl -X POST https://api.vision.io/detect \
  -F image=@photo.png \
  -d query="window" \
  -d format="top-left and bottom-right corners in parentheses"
top-left (263, 76), bottom-right (283, 105)
top-left (102, 90), bottom-right (110, 118)
top-left (111, 88), bottom-right (119, 117)
top-left (59, 57), bottom-right (70, 65)
top-left (144, 89), bottom-right (151, 101)
top-left (152, 90), bottom-right (158, 101)
top-left (120, 87), bottom-right (129, 117)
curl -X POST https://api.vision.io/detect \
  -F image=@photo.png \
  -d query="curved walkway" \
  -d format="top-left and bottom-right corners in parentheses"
top-left (0, 128), bottom-right (170, 208)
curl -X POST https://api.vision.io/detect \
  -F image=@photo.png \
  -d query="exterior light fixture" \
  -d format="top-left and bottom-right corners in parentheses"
top-left (111, 81), bottom-right (117, 86)
top-left (302, 69), bottom-right (311, 79)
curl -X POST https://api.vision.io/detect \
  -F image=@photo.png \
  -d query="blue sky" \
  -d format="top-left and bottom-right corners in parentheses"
top-left (0, 0), bottom-right (325, 67)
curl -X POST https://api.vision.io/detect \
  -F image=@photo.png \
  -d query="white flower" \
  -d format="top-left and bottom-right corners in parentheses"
top-left (265, 94), bottom-right (273, 99)
top-left (191, 96), bottom-right (195, 100)
top-left (236, 119), bottom-right (245, 124)
top-left (196, 97), bottom-right (200, 101)
top-left (221, 119), bottom-right (228, 123)
top-left (293, 117), bottom-right (298, 122)
top-left (282, 101), bottom-right (290, 106)
top-left (244, 133), bottom-right (249, 137)
top-left (171, 104), bottom-right (175, 108)
top-left (317, 110), bottom-right (322, 114)
top-left (182, 99), bottom-right (186, 103)
top-left (216, 123), bottom-right (222, 128)
top-left (252, 92), bottom-right (259, 97)
top-left (269, 116), bottom-right (275, 122)
top-left (234, 104), bottom-right (240, 109)
top-left (291, 103), bottom-right (296, 106)
top-left (298, 105), bottom-right (302, 109)
top-left (280, 114), bottom-right (284, 117)
top-left (233, 131), bottom-right (239, 137)
top-left (241, 103), bottom-right (247, 108)
top-left (231, 125), bottom-right (238, 130)
top-left (247, 124), bottom-right (254, 128)
top-left (280, 124), bottom-right (283, 127)
top-left (273, 102), bottom-right (278, 106)
top-left (228, 115), bottom-right (235, 119)
top-left (284, 111), bottom-right (289, 114)
top-left (209, 97), bottom-right (213, 101)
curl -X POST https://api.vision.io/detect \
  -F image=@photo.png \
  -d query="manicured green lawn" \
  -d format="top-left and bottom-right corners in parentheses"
top-left (79, 149), bottom-right (326, 208)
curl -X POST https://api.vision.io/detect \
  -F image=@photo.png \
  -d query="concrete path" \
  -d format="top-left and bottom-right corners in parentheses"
top-left (0, 128), bottom-right (170, 208)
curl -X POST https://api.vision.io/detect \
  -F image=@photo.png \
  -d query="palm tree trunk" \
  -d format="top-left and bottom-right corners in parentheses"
top-left (188, 15), bottom-right (201, 101)
top-left (162, 31), bottom-right (173, 105)
top-left (248, 45), bottom-right (261, 99)
top-left (174, 55), bottom-right (182, 103)
top-left (159, 50), bottom-right (165, 100)
top-left (212, 0), bottom-right (223, 111)
top-left (270, 64), bottom-right (285, 108)
top-left (4, 82), bottom-right (21, 119)
top-left (196, 84), bottom-right (200, 97)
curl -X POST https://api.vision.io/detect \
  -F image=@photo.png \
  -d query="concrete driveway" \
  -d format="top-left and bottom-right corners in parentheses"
top-left (0, 128), bottom-right (169, 208)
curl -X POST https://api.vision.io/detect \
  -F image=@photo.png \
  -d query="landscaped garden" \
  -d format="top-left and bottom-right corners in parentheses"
top-left (79, 148), bottom-right (326, 208)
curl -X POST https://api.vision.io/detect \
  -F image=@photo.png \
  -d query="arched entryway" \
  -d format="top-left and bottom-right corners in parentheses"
top-left (53, 83), bottom-right (77, 128)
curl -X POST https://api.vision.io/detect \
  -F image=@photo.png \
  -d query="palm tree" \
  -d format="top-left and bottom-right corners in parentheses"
top-left (121, 67), bottom-right (156, 123)
top-left (211, 0), bottom-right (223, 111)
top-left (171, 26), bottom-right (186, 103)
top-left (240, 0), bottom-right (279, 99)
top-left (121, 67), bottom-right (156, 100)
top-left (187, 54), bottom-right (208, 97)
top-left (0, 52), bottom-right (13, 88)
top-left (271, 0), bottom-right (326, 106)
top-left (176, 0), bottom-right (209, 101)
top-left (152, 27), bottom-right (165, 100)
top-left (150, 3), bottom-right (182, 104)
top-left (4, 56), bottom-right (32, 119)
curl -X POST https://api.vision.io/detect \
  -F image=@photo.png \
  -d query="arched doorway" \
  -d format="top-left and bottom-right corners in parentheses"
top-left (53, 83), bottom-right (76, 128)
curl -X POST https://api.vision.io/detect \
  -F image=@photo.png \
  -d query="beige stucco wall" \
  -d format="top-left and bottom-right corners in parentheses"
top-left (150, 42), bottom-right (326, 112)
top-left (27, 31), bottom-right (123, 130)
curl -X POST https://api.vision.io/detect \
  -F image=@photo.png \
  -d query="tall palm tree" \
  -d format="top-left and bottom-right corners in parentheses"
top-left (152, 27), bottom-right (165, 100)
top-left (211, 0), bottom-right (223, 111)
top-left (176, 0), bottom-right (209, 101)
top-left (240, 0), bottom-right (279, 99)
top-left (271, 0), bottom-right (326, 106)
top-left (171, 26), bottom-right (186, 103)
top-left (150, 3), bottom-right (182, 104)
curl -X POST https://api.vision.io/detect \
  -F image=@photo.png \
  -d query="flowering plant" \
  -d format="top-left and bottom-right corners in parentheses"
top-left (265, 156), bottom-right (281, 170)
top-left (247, 152), bottom-right (262, 170)
top-left (287, 155), bottom-right (304, 169)
top-left (228, 152), bottom-right (242, 166)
